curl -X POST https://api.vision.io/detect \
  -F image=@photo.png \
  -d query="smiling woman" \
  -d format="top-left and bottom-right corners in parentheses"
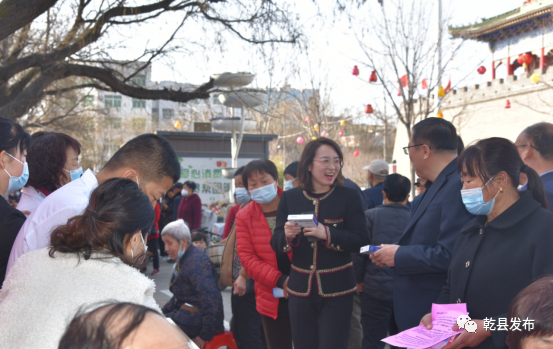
top-left (271, 138), bottom-right (369, 349)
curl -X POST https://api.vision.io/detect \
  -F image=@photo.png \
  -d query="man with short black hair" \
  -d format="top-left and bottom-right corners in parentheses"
top-left (8, 134), bottom-right (181, 272)
top-left (370, 118), bottom-right (473, 332)
top-left (516, 122), bottom-right (553, 211)
top-left (362, 159), bottom-right (389, 210)
top-left (354, 174), bottom-right (411, 349)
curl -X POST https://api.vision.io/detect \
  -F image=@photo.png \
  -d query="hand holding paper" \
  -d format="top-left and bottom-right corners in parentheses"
top-left (381, 303), bottom-right (467, 349)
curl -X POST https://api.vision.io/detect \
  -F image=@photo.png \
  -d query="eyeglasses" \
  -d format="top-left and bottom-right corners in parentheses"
top-left (516, 144), bottom-right (540, 152)
top-left (403, 144), bottom-right (431, 155)
top-left (313, 158), bottom-right (343, 169)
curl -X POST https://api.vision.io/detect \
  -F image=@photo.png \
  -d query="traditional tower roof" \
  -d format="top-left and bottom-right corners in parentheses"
top-left (449, 0), bottom-right (553, 43)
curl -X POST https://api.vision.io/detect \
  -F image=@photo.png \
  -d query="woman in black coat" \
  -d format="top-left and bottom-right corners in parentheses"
top-left (0, 117), bottom-right (31, 287)
top-left (421, 138), bottom-right (553, 349)
top-left (271, 138), bottom-right (369, 349)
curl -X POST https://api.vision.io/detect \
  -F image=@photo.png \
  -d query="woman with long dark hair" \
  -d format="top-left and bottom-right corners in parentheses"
top-left (0, 116), bottom-right (30, 287)
top-left (421, 137), bottom-right (553, 349)
top-left (0, 178), bottom-right (158, 349)
top-left (271, 138), bottom-right (369, 349)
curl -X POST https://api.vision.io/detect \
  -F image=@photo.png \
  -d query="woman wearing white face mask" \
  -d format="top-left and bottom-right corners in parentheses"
top-left (420, 138), bottom-right (553, 349)
top-left (177, 180), bottom-right (202, 231)
top-left (161, 218), bottom-right (225, 348)
top-left (235, 159), bottom-right (293, 349)
top-left (0, 178), bottom-right (159, 349)
top-left (271, 138), bottom-right (369, 349)
top-left (17, 131), bottom-right (82, 214)
top-left (0, 117), bottom-right (31, 287)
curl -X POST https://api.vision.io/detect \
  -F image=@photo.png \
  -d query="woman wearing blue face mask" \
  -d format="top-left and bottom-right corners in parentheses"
top-left (420, 137), bottom-right (553, 349)
top-left (17, 131), bottom-right (81, 214)
top-left (0, 116), bottom-right (31, 287)
top-left (0, 178), bottom-right (157, 348)
top-left (235, 159), bottom-right (293, 349)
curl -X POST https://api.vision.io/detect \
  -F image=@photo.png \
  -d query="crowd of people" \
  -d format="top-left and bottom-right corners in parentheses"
top-left (1, 114), bottom-right (553, 349)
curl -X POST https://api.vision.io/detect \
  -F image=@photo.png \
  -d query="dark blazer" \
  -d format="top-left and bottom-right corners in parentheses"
top-left (0, 196), bottom-right (26, 287)
top-left (540, 171), bottom-right (553, 211)
top-left (343, 177), bottom-right (368, 211)
top-left (437, 191), bottom-right (553, 349)
top-left (353, 204), bottom-right (410, 302)
top-left (393, 158), bottom-right (474, 331)
top-left (272, 185), bottom-right (369, 297)
top-left (363, 182), bottom-right (384, 210)
top-left (410, 193), bottom-right (424, 216)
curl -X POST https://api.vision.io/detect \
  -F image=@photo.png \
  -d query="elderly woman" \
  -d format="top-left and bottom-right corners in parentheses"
top-left (0, 178), bottom-right (159, 349)
top-left (161, 219), bottom-right (224, 348)
top-left (17, 131), bottom-right (81, 214)
top-left (506, 275), bottom-right (553, 349)
top-left (421, 138), bottom-right (553, 349)
top-left (58, 302), bottom-right (192, 349)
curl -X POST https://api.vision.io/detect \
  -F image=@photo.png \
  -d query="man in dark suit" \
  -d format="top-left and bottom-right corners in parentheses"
top-left (516, 122), bottom-right (553, 211)
top-left (370, 118), bottom-right (473, 332)
top-left (362, 159), bottom-right (389, 210)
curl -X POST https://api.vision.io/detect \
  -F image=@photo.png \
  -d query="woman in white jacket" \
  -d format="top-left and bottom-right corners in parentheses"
top-left (0, 178), bottom-right (160, 349)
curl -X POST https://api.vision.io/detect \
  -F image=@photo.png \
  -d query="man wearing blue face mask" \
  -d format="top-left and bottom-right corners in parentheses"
top-left (17, 132), bottom-right (82, 214)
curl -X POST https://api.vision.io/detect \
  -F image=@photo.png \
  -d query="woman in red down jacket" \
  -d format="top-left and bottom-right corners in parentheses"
top-left (235, 159), bottom-right (293, 349)
top-left (177, 181), bottom-right (202, 230)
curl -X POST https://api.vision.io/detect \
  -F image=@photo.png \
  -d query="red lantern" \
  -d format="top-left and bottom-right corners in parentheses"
top-left (353, 150), bottom-right (360, 157)
top-left (365, 104), bottom-right (374, 114)
top-left (352, 65), bottom-right (359, 76)
top-left (338, 130), bottom-right (344, 137)
top-left (517, 54), bottom-right (533, 65)
top-left (297, 136), bottom-right (304, 144)
top-left (369, 70), bottom-right (377, 82)
top-left (505, 99), bottom-right (511, 109)
top-left (477, 66), bottom-right (486, 75)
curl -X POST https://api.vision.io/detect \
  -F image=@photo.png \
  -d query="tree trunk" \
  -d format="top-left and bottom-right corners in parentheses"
top-left (0, 0), bottom-right (58, 41)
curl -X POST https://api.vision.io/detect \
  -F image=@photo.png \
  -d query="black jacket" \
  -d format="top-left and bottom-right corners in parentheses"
top-left (0, 196), bottom-right (26, 286)
top-left (437, 191), bottom-right (553, 349)
top-left (271, 185), bottom-right (369, 297)
top-left (353, 204), bottom-right (410, 302)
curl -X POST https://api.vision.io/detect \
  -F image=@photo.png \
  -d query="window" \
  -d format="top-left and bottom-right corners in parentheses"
top-left (179, 109), bottom-right (186, 116)
top-left (152, 109), bottom-right (159, 120)
top-left (132, 98), bottom-right (146, 108)
top-left (132, 118), bottom-right (146, 131)
top-left (104, 95), bottom-right (122, 108)
top-left (104, 117), bottom-right (121, 129)
top-left (133, 74), bottom-right (147, 87)
top-left (212, 94), bottom-right (221, 105)
top-left (82, 96), bottom-right (94, 107)
top-left (162, 108), bottom-right (174, 119)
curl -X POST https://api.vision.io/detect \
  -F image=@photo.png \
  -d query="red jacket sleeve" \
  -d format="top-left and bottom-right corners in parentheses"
top-left (177, 197), bottom-right (185, 220)
top-left (235, 211), bottom-right (282, 289)
top-left (191, 195), bottom-right (202, 230)
top-left (223, 205), bottom-right (239, 239)
top-left (154, 202), bottom-right (161, 229)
